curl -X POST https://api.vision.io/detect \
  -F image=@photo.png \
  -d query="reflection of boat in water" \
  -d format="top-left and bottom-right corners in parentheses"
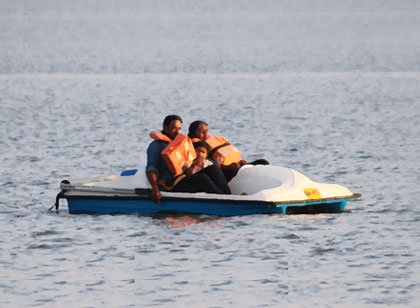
top-left (54, 165), bottom-right (361, 216)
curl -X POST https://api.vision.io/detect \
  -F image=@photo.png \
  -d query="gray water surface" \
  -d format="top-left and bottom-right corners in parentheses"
top-left (1, 1), bottom-right (420, 307)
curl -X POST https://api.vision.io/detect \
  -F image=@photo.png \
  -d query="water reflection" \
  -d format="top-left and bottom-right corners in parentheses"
top-left (153, 214), bottom-right (221, 228)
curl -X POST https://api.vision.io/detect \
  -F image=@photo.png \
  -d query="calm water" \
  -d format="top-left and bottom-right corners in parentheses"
top-left (1, 1), bottom-right (420, 307)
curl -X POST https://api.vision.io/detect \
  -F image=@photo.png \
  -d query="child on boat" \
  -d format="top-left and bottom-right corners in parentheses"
top-left (187, 120), bottom-right (269, 181)
top-left (186, 141), bottom-right (214, 175)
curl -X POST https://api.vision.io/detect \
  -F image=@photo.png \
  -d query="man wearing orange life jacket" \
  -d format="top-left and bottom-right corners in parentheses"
top-left (146, 115), bottom-right (231, 203)
top-left (188, 120), bottom-right (269, 182)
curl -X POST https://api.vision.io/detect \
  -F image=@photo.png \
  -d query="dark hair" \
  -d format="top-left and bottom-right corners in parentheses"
top-left (193, 141), bottom-right (211, 152)
top-left (188, 120), bottom-right (208, 138)
top-left (163, 115), bottom-right (183, 127)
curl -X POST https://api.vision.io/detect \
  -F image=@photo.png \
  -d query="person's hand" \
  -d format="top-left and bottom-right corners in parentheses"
top-left (239, 160), bottom-right (247, 167)
top-left (225, 161), bottom-right (244, 170)
top-left (193, 156), bottom-right (204, 166)
top-left (151, 185), bottom-right (161, 203)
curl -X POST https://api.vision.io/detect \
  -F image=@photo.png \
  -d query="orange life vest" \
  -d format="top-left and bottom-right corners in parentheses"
top-left (150, 131), bottom-right (196, 175)
top-left (204, 136), bottom-right (241, 166)
top-left (149, 131), bottom-right (172, 142)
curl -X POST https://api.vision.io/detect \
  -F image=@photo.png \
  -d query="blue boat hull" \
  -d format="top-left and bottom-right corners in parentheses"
top-left (66, 196), bottom-right (349, 216)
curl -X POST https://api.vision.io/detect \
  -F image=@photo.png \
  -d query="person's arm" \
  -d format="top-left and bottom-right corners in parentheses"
top-left (239, 159), bottom-right (247, 167)
top-left (146, 141), bottom-right (162, 203)
top-left (184, 156), bottom-right (204, 175)
top-left (146, 170), bottom-right (161, 203)
top-left (184, 165), bottom-right (195, 175)
top-left (221, 160), bottom-right (247, 170)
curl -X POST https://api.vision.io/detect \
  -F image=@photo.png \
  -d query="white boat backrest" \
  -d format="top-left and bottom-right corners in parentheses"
top-left (229, 165), bottom-right (289, 195)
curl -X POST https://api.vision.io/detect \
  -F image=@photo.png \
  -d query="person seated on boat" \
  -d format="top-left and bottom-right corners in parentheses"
top-left (185, 141), bottom-right (214, 175)
top-left (188, 120), bottom-right (269, 182)
top-left (146, 115), bottom-right (231, 203)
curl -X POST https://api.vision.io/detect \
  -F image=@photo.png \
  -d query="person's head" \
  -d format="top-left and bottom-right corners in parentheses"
top-left (162, 114), bottom-right (182, 140)
top-left (193, 141), bottom-right (210, 159)
top-left (188, 120), bottom-right (209, 140)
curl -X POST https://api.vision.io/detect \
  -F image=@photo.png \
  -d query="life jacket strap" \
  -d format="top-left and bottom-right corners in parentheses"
top-left (208, 142), bottom-right (230, 159)
top-left (158, 174), bottom-right (186, 191)
top-left (150, 131), bottom-right (172, 142)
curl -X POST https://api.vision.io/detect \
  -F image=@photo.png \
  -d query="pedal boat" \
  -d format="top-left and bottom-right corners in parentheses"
top-left (54, 165), bottom-right (361, 216)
